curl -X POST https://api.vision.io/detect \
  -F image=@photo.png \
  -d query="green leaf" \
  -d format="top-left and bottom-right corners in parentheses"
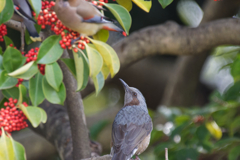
top-left (73, 49), bottom-right (89, 91)
top-left (231, 55), bottom-right (240, 82)
top-left (89, 38), bottom-right (120, 77)
top-left (0, 70), bottom-right (18, 89)
top-left (230, 117), bottom-right (240, 136)
top-left (39, 107), bottom-right (47, 123)
top-left (3, 47), bottom-right (23, 73)
top-left (116, 0), bottom-right (132, 11)
top-left (2, 87), bottom-right (19, 99)
top-left (0, 0), bottom-right (6, 13)
top-left (92, 72), bottom-right (104, 95)
top-left (176, 148), bottom-right (199, 160)
top-left (19, 104), bottom-right (46, 127)
top-left (0, 128), bottom-right (15, 160)
top-left (10, 136), bottom-right (26, 160)
top-left (101, 63), bottom-right (110, 79)
top-left (37, 35), bottom-right (63, 64)
top-left (28, 0), bottom-right (41, 16)
top-left (0, 0), bottom-right (13, 24)
top-left (131, 0), bottom-right (151, 12)
top-left (93, 29), bottom-right (109, 42)
top-left (0, 47), bottom-right (2, 55)
top-left (9, 62), bottom-right (38, 80)
top-left (4, 36), bottom-right (14, 47)
top-left (223, 81), bottom-right (240, 101)
top-left (103, 3), bottom-right (132, 34)
top-left (61, 58), bottom-right (76, 77)
top-left (17, 84), bottom-right (27, 106)
top-left (29, 72), bottom-right (45, 106)
top-left (228, 145), bottom-right (240, 160)
top-left (90, 120), bottom-right (110, 140)
top-left (85, 44), bottom-right (103, 77)
top-left (159, 0), bottom-right (173, 9)
top-left (45, 62), bottom-right (63, 91)
top-left (8, 61), bottom-right (34, 77)
top-left (42, 76), bottom-right (66, 105)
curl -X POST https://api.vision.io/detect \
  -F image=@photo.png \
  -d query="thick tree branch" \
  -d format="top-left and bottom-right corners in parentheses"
top-left (81, 18), bottom-right (240, 98)
top-left (113, 18), bottom-right (240, 67)
top-left (58, 50), bottom-right (91, 159)
top-left (162, 0), bottom-right (240, 106)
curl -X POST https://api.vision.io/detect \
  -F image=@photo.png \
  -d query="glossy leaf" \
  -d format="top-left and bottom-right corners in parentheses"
top-left (19, 104), bottom-right (46, 127)
top-left (45, 62), bottom-right (63, 91)
top-left (205, 121), bottom-right (222, 140)
top-left (4, 36), bottom-right (14, 47)
top-left (230, 117), bottom-right (240, 136)
top-left (61, 58), bottom-right (76, 77)
top-left (132, 0), bottom-right (151, 12)
top-left (231, 55), bottom-right (240, 82)
top-left (92, 72), bottom-right (104, 95)
top-left (3, 47), bottom-right (23, 73)
top-left (101, 63), bottom-right (110, 79)
top-left (116, 0), bottom-right (132, 11)
top-left (0, 128), bottom-right (15, 160)
top-left (0, 0), bottom-right (13, 24)
top-left (28, 0), bottom-right (41, 16)
top-left (9, 63), bottom-right (38, 80)
top-left (228, 145), bottom-right (240, 160)
top-left (89, 38), bottom-right (120, 77)
top-left (8, 61), bottom-right (34, 77)
top-left (176, 148), bottom-right (199, 160)
top-left (37, 35), bottom-right (63, 64)
top-left (42, 76), bottom-right (66, 105)
top-left (39, 107), bottom-right (47, 123)
top-left (10, 137), bottom-right (26, 160)
top-left (1, 87), bottom-right (19, 99)
top-left (85, 44), bottom-right (103, 77)
top-left (103, 3), bottom-right (132, 34)
top-left (29, 72), bottom-right (45, 106)
top-left (0, 0), bottom-right (6, 13)
top-left (17, 84), bottom-right (27, 105)
top-left (73, 49), bottom-right (89, 91)
top-left (93, 29), bottom-right (109, 42)
top-left (159, 0), bottom-right (173, 8)
top-left (0, 70), bottom-right (18, 89)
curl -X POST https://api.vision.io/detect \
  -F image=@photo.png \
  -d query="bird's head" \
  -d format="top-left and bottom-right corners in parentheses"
top-left (119, 79), bottom-right (147, 110)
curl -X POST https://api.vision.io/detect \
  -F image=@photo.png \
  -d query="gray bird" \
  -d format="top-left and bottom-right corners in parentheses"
top-left (111, 79), bottom-right (153, 160)
top-left (12, 0), bottom-right (41, 42)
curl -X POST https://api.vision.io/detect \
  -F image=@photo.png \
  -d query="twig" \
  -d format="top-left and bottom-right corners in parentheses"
top-left (20, 22), bottom-right (25, 52)
top-left (165, 148), bottom-right (168, 160)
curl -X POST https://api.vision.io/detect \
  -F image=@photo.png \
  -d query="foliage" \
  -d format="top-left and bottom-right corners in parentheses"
top-left (151, 45), bottom-right (240, 160)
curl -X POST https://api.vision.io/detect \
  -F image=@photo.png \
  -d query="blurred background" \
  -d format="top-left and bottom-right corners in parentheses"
top-left (3, 0), bottom-right (240, 159)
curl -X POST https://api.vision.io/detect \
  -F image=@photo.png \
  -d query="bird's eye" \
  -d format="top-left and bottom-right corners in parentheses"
top-left (133, 92), bottom-right (137, 96)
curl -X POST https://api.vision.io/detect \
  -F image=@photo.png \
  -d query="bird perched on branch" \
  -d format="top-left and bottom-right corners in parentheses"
top-left (111, 79), bottom-right (153, 160)
top-left (12, 0), bottom-right (41, 42)
top-left (54, 0), bottom-right (126, 36)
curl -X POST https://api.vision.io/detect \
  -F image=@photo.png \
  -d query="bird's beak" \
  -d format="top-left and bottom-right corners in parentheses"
top-left (119, 79), bottom-right (130, 93)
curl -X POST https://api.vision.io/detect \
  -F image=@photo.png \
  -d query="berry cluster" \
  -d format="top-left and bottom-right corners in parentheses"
top-left (24, 47), bottom-right (45, 75)
top-left (0, 98), bottom-right (28, 135)
top-left (16, 79), bottom-right (23, 87)
top-left (37, 1), bottom-right (91, 50)
top-left (0, 24), bottom-right (7, 42)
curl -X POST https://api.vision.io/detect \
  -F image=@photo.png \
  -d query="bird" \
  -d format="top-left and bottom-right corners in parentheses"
top-left (54, 0), bottom-right (126, 37)
top-left (111, 79), bottom-right (153, 160)
top-left (12, 0), bottom-right (41, 42)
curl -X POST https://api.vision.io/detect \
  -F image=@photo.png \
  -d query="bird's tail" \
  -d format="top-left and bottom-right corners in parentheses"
top-left (102, 23), bottom-right (127, 36)
top-left (23, 19), bottom-right (41, 42)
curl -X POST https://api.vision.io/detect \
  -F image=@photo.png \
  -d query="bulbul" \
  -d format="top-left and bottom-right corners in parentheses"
top-left (54, 0), bottom-right (126, 36)
top-left (111, 79), bottom-right (153, 160)
top-left (12, 0), bottom-right (41, 42)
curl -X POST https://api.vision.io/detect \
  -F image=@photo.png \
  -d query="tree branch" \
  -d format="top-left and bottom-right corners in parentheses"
top-left (162, 0), bottom-right (240, 106)
top-left (81, 155), bottom-right (112, 160)
top-left (58, 50), bottom-right (91, 159)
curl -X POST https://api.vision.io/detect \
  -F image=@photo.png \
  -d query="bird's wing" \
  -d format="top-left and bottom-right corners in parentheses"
top-left (13, 0), bottom-right (36, 23)
top-left (112, 120), bottom-right (152, 158)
